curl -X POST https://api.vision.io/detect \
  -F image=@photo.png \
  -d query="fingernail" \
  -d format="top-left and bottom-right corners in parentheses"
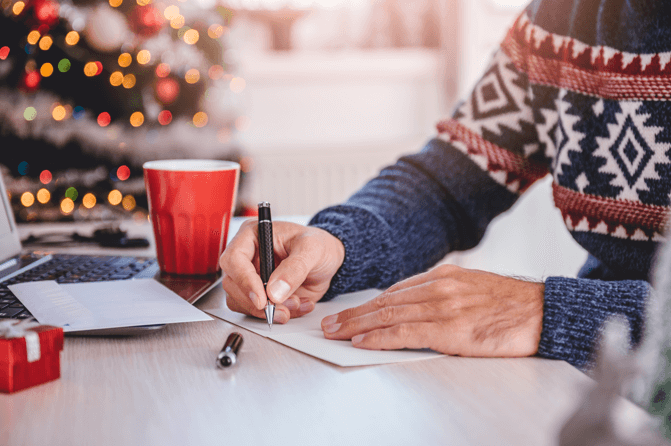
top-left (352, 334), bottom-right (364, 344)
top-left (323, 323), bottom-right (341, 333)
top-left (284, 299), bottom-right (298, 311)
top-left (322, 314), bottom-right (337, 326)
top-left (299, 302), bottom-right (312, 313)
top-left (249, 292), bottom-right (258, 307)
top-left (268, 280), bottom-right (290, 302)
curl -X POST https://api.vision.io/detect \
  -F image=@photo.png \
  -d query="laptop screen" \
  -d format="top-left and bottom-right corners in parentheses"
top-left (0, 170), bottom-right (22, 262)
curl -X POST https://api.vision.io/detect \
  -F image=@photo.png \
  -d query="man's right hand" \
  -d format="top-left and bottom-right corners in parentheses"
top-left (219, 220), bottom-right (345, 324)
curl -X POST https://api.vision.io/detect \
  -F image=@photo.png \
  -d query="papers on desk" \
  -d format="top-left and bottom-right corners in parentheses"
top-left (8, 279), bottom-right (212, 332)
top-left (205, 289), bottom-right (444, 367)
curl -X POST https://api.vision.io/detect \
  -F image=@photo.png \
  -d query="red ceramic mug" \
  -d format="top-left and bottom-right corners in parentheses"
top-left (143, 160), bottom-right (240, 276)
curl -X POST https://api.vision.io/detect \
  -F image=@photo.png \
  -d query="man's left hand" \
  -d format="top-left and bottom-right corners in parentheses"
top-left (320, 264), bottom-right (544, 357)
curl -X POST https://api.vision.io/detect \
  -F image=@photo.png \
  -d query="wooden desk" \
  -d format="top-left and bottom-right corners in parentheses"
top-left (0, 220), bottom-right (652, 446)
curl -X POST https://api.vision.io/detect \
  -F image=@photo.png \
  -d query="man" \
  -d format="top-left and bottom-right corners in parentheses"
top-left (220, 0), bottom-right (669, 369)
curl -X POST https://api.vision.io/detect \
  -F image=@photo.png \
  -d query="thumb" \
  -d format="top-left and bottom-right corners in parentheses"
top-left (266, 254), bottom-right (315, 304)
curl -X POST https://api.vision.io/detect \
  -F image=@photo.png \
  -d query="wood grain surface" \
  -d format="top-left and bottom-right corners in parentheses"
top-left (0, 221), bottom-right (651, 446)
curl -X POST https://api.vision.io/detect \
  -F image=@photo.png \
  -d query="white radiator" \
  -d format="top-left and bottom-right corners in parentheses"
top-left (244, 138), bottom-right (426, 216)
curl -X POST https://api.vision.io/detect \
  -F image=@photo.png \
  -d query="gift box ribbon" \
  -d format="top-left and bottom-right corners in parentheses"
top-left (0, 319), bottom-right (42, 363)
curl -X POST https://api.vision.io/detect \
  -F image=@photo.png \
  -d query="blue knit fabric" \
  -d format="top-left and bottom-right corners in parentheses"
top-left (308, 0), bottom-right (670, 369)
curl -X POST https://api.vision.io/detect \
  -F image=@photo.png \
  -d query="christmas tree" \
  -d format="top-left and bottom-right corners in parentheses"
top-left (0, 0), bottom-right (247, 222)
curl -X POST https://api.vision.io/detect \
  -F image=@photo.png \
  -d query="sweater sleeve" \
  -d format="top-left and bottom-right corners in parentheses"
top-left (539, 277), bottom-right (649, 369)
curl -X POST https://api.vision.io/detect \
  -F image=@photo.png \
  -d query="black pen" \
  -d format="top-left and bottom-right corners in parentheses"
top-left (217, 332), bottom-right (243, 368)
top-left (258, 202), bottom-right (275, 329)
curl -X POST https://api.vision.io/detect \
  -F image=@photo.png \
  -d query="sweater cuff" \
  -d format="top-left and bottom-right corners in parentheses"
top-left (308, 205), bottom-right (403, 301)
top-left (538, 276), bottom-right (649, 369)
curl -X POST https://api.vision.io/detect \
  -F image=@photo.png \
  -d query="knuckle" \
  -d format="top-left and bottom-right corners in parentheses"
top-left (394, 323), bottom-right (411, 340)
top-left (377, 306), bottom-right (396, 325)
top-left (434, 263), bottom-right (459, 276)
top-left (373, 293), bottom-right (389, 309)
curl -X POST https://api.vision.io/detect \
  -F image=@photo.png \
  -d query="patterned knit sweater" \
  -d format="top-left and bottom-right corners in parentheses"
top-left (309, 0), bottom-right (671, 369)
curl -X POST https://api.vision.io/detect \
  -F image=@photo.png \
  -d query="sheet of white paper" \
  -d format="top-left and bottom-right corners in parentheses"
top-left (9, 279), bottom-right (212, 332)
top-left (205, 289), bottom-right (443, 367)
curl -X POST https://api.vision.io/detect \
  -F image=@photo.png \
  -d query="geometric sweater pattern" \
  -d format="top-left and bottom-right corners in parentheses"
top-left (309, 0), bottom-right (669, 369)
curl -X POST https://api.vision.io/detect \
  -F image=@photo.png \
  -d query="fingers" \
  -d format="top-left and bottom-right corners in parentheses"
top-left (265, 245), bottom-right (321, 305)
top-left (223, 275), bottom-right (289, 324)
top-left (322, 301), bottom-right (436, 340)
top-left (351, 322), bottom-right (438, 350)
top-left (219, 220), bottom-right (268, 310)
top-left (282, 296), bottom-right (315, 319)
top-left (385, 263), bottom-right (461, 294)
top-left (325, 284), bottom-right (438, 324)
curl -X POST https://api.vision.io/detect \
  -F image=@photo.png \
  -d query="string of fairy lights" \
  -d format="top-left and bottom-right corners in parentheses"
top-left (1, 0), bottom-right (253, 220)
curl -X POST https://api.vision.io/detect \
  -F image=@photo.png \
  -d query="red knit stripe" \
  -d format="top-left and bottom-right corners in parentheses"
top-left (502, 15), bottom-right (671, 100)
top-left (437, 119), bottom-right (548, 193)
top-left (552, 183), bottom-right (670, 232)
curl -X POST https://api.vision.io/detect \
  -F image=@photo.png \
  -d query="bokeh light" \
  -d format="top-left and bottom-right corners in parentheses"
top-left (117, 165), bottom-right (131, 181)
top-left (208, 65), bottom-right (224, 80)
top-left (122, 73), bottom-right (136, 88)
top-left (136, 50), bottom-right (151, 65)
top-left (52, 105), bottom-right (66, 121)
top-left (156, 77), bottom-right (179, 104)
top-left (23, 107), bottom-right (37, 121)
top-left (183, 29), bottom-right (199, 45)
top-left (12, 1), bottom-right (24, 15)
top-left (230, 77), bottom-right (246, 93)
top-left (170, 15), bottom-right (184, 29)
top-left (82, 193), bottom-right (96, 208)
top-left (130, 111), bottom-right (144, 127)
top-left (18, 161), bottom-right (29, 175)
top-left (97, 112), bottom-right (111, 127)
top-left (155, 63), bottom-right (170, 78)
top-left (118, 53), bottom-right (132, 68)
top-left (72, 106), bottom-right (84, 119)
top-left (65, 187), bottom-right (78, 201)
top-left (58, 58), bottom-right (71, 72)
top-left (39, 170), bottom-right (52, 184)
top-left (24, 71), bottom-right (40, 89)
top-left (35, 0), bottom-right (58, 24)
top-left (84, 62), bottom-right (98, 77)
top-left (193, 111), bottom-right (208, 127)
top-left (164, 5), bottom-right (179, 19)
top-left (38, 35), bottom-right (52, 51)
top-left (21, 192), bottom-right (35, 207)
top-left (108, 190), bottom-right (122, 205)
top-left (25, 59), bottom-right (36, 72)
top-left (109, 0), bottom-right (122, 6)
top-left (27, 30), bottom-right (40, 45)
top-left (36, 188), bottom-right (50, 204)
top-left (137, 0), bottom-right (151, 5)
top-left (60, 198), bottom-right (74, 214)
top-left (0, 46), bottom-right (9, 60)
top-left (110, 71), bottom-right (123, 86)
top-left (122, 195), bottom-right (136, 211)
top-left (208, 24), bottom-right (225, 39)
top-left (95, 61), bottom-right (103, 75)
top-left (158, 110), bottom-right (172, 125)
top-left (185, 69), bottom-right (200, 84)
top-left (40, 63), bottom-right (53, 77)
top-left (65, 31), bottom-right (79, 45)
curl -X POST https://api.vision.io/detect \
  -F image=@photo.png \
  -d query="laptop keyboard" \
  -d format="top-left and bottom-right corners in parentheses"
top-left (0, 255), bottom-right (158, 320)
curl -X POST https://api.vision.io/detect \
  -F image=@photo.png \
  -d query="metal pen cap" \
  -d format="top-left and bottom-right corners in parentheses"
top-left (217, 332), bottom-right (244, 368)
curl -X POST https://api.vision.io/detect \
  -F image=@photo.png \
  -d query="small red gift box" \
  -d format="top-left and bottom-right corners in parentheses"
top-left (0, 320), bottom-right (64, 393)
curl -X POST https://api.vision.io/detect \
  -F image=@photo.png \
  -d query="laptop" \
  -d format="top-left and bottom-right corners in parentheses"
top-left (0, 170), bottom-right (222, 335)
